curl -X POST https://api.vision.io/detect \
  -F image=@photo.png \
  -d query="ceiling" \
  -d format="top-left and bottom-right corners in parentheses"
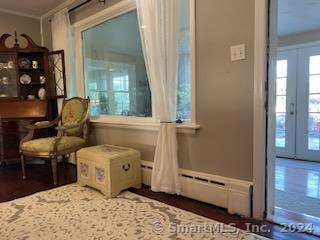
top-left (278, 0), bottom-right (320, 36)
top-left (0, 0), bottom-right (68, 18)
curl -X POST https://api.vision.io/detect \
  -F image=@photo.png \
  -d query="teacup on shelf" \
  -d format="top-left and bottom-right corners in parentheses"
top-left (32, 61), bottom-right (38, 69)
top-left (27, 95), bottom-right (36, 100)
top-left (38, 87), bottom-right (46, 100)
top-left (7, 61), bottom-right (14, 69)
top-left (40, 76), bottom-right (46, 84)
top-left (1, 77), bottom-right (9, 85)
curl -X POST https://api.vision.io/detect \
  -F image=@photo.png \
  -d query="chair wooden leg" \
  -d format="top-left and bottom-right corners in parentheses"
top-left (20, 154), bottom-right (26, 180)
top-left (46, 159), bottom-right (51, 171)
top-left (63, 155), bottom-right (66, 168)
top-left (51, 157), bottom-right (58, 185)
top-left (63, 155), bottom-right (69, 168)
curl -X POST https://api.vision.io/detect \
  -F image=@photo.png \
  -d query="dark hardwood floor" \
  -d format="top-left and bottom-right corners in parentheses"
top-left (0, 163), bottom-right (318, 240)
top-left (0, 162), bottom-right (76, 202)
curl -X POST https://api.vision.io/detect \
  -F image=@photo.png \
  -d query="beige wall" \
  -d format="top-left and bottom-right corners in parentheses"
top-left (278, 29), bottom-right (320, 47)
top-left (42, 15), bottom-right (52, 50)
top-left (43, 0), bottom-right (255, 182)
top-left (42, 0), bottom-right (121, 50)
top-left (0, 11), bottom-right (40, 48)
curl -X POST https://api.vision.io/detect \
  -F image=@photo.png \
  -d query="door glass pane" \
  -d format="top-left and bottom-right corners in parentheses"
top-left (309, 75), bottom-right (320, 94)
top-left (310, 55), bottom-right (320, 75)
top-left (309, 94), bottom-right (320, 112)
top-left (308, 113), bottom-right (320, 151)
top-left (276, 77), bottom-right (287, 95)
top-left (276, 96), bottom-right (286, 112)
top-left (277, 60), bottom-right (288, 78)
top-left (308, 55), bottom-right (320, 150)
top-left (276, 59), bottom-right (288, 148)
top-left (276, 113), bottom-right (286, 148)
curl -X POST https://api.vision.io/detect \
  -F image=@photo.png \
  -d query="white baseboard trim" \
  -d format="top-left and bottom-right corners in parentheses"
top-left (141, 160), bottom-right (253, 217)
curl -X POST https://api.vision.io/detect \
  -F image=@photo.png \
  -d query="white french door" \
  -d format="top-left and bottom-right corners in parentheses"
top-left (296, 47), bottom-right (320, 161)
top-left (275, 50), bottom-right (297, 158)
top-left (276, 46), bottom-right (320, 161)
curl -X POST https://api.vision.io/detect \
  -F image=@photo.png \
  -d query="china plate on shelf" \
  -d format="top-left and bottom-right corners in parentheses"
top-left (18, 57), bottom-right (31, 69)
top-left (20, 74), bottom-right (31, 84)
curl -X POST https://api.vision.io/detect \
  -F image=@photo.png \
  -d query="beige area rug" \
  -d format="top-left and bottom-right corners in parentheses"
top-left (0, 184), bottom-right (269, 240)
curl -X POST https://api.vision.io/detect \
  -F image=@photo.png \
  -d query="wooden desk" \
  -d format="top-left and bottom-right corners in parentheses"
top-left (0, 100), bottom-right (48, 165)
top-left (0, 100), bottom-right (47, 119)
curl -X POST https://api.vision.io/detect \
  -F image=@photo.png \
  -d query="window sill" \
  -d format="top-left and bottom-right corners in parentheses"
top-left (90, 116), bottom-right (200, 134)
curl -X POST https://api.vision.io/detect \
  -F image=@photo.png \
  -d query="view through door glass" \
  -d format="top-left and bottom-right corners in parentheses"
top-left (305, 53), bottom-right (320, 152)
top-left (275, 59), bottom-right (287, 148)
top-left (275, 50), bottom-right (296, 159)
top-left (268, 0), bottom-right (320, 235)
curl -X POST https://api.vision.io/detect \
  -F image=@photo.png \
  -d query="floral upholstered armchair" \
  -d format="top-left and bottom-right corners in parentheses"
top-left (20, 97), bottom-right (90, 185)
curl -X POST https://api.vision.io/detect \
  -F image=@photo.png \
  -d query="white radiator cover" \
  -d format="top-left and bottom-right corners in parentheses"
top-left (141, 160), bottom-right (253, 217)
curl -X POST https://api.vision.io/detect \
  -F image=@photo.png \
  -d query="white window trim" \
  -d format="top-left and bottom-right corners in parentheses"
top-left (74, 0), bottom-right (198, 132)
top-left (90, 116), bottom-right (200, 134)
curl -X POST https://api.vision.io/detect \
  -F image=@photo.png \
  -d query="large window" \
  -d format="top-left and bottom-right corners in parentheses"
top-left (83, 11), bottom-right (151, 117)
top-left (82, 0), bottom-right (192, 120)
top-left (177, 0), bottom-right (191, 120)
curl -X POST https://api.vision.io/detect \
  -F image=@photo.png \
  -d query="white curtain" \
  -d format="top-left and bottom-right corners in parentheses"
top-left (51, 9), bottom-right (76, 164)
top-left (51, 8), bottom-right (76, 99)
top-left (136, 0), bottom-right (181, 194)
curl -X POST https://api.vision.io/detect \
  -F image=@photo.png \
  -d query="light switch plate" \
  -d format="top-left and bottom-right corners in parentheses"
top-left (230, 44), bottom-right (246, 61)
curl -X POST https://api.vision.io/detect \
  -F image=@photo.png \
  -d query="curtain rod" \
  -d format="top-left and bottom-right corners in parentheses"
top-left (68, 0), bottom-right (106, 14)
top-left (68, 0), bottom-right (92, 13)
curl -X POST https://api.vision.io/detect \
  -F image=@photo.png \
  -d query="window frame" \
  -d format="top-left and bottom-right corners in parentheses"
top-left (74, 0), bottom-right (198, 131)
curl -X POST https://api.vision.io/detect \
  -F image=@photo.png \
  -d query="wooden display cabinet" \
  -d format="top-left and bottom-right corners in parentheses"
top-left (0, 32), bottom-right (66, 166)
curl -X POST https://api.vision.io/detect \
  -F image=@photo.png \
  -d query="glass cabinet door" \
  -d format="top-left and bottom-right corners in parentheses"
top-left (0, 53), bottom-right (18, 98)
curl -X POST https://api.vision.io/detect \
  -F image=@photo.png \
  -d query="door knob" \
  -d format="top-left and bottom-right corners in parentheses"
top-left (289, 103), bottom-right (295, 115)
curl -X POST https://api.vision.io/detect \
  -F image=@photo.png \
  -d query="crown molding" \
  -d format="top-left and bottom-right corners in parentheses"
top-left (41, 0), bottom-right (78, 19)
top-left (0, 8), bottom-right (40, 20)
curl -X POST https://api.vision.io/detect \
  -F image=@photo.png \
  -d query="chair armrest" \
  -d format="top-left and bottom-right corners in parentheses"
top-left (26, 117), bottom-right (60, 130)
top-left (26, 121), bottom-right (50, 129)
top-left (20, 117), bottom-right (61, 150)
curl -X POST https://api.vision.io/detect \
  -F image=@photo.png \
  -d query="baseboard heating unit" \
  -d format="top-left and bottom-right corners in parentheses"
top-left (140, 160), bottom-right (253, 217)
